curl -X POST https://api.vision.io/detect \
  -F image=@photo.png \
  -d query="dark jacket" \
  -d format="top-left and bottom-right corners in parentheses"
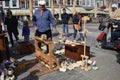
top-left (72, 14), bottom-right (80, 24)
top-left (73, 14), bottom-right (82, 31)
top-left (4, 16), bottom-right (18, 31)
top-left (61, 13), bottom-right (70, 24)
top-left (22, 26), bottom-right (30, 36)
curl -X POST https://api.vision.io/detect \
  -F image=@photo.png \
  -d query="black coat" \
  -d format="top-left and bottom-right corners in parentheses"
top-left (4, 16), bottom-right (18, 31)
top-left (72, 14), bottom-right (80, 24)
top-left (61, 13), bottom-right (70, 24)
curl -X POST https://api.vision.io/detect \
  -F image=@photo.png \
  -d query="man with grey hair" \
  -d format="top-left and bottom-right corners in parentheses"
top-left (33, 0), bottom-right (57, 53)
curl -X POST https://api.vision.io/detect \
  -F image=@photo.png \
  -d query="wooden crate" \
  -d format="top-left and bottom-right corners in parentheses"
top-left (65, 44), bottom-right (90, 61)
top-left (17, 41), bottom-right (34, 54)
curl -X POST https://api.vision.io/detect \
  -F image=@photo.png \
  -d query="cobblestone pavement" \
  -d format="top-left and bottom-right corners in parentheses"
top-left (9, 23), bottom-right (120, 80)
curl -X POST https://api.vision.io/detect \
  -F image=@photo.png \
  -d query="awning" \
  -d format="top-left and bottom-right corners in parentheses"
top-left (76, 7), bottom-right (90, 13)
top-left (88, 9), bottom-right (108, 14)
top-left (14, 13), bottom-right (30, 16)
top-left (12, 10), bottom-right (30, 16)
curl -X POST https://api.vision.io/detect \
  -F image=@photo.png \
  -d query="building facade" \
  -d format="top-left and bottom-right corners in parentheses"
top-left (1, 0), bottom-right (114, 17)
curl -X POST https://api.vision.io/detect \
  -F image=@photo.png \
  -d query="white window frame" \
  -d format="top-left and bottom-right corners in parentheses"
top-left (3, 0), bottom-right (19, 8)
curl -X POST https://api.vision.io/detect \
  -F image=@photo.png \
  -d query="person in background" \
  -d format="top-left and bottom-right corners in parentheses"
top-left (32, 0), bottom-right (57, 53)
top-left (61, 8), bottom-right (70, 37)
top-left (72, 10), bottom-right (83, 42)
top-left (22, 21), bottom-right (30, 41)
top-left (4, 9), bottom-right (19, 47)
top-left (110, 4), bottom-right (118, 20)
top-left (109, 4), bottom-right (120, 42)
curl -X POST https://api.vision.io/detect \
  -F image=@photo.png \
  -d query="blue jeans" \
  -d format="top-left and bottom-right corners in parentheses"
top-left (8, 30), bottom-right (19, 46)
top-left (62, 24), bottom-right (69, 36)
top-left (73, 28), bottom-right (84, 41)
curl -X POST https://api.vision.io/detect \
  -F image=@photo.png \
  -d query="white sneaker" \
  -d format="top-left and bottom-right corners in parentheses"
top-left (9, 44), bottom-right (12, 47)
top-left (73, 40), bottom-right (77, 42)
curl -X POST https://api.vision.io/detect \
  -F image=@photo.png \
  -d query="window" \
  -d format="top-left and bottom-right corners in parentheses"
top-left (71, 0), bottom-right (73, 5)
top-left (5, 1), bottom-right (9, 7)
top-left (67, 0), bottom-right (70, 5)
top-left (26, 0), bottom-right (29, 9)
top-left (86, 0), bottom-right (89, 5)
top-left (53, 0), bottom-right (57, 4)
top-left (118, 3), bottom-right (120, 8)
top-left (21, 0), bottom-right (25, 9)
top-left (76, 0), bottom-right (79, 5)
top-left (34, 0), bottom-right (38, 6)
top-left (46, 0), bottom-right (49, 6)
top-left (60, 0), bottom-right (63, 4)
top-left (91, 0), bottom-right (94, 6)
top-left (12, 0), bottom-right (17, 7)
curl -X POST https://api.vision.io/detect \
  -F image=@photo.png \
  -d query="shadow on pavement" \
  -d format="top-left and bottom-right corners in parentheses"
top-left (14, 59), bottom-right (39, 80)
top-left (116, 50), bottom-right (120, 64)
top-left (52, 32), bottom-right (73, 37)
top-left (21, 75), bottom-right (38, 80)
top-left (52, 32), bottom-right (59, 37)
top-left (90, 51), bottom-right (96, 58)
top-left (9, 39), bottom-right (35, 60)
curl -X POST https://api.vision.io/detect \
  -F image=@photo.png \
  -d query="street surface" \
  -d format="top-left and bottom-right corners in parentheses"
top-left (10, 23), bottom-right (120, 80)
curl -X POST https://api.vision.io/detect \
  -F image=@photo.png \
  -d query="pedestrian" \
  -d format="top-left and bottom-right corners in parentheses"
top-left (110, 4), bottom-right (118, 19)
top-left (32, 0), bottom-right (57, 53)
top-left (72, 10), bottom-right (83, 42)
top-left (110, 4), bottom-right (120, 42)
top-left (22, 21), bottom-right (30, 41)
top-left (61, 8), bottom-right (70, 37)
top-left (4, 9), bottom-right (19, 47)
